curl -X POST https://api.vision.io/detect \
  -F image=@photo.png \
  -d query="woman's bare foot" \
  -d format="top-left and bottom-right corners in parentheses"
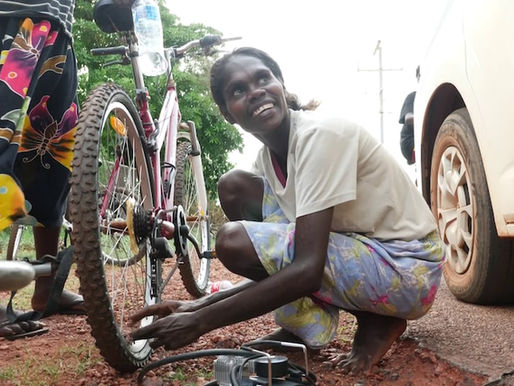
top-left (329, 311), bottom-right (407, 373)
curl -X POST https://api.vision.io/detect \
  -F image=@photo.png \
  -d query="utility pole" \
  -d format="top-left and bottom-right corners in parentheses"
top-left (358, 40), bottom-right (402, 143)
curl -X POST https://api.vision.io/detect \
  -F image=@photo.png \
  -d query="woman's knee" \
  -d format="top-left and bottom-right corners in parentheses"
top-left (218, 169), bottom-right (258, 200)
top-left (215, 222), bottom-right (245, 262)
top-left (217, 169), bottom-right (263, 221)
top-left (215, 222), bottom-right (255, 273)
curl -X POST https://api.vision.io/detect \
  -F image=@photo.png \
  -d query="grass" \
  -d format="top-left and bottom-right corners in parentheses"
top-left (0, 341), bottom-right (103, 385)
top-left (0, 227), bottom-right (36, 309)
top-left (0, 227), bottom-right (36, 261)
top-left (162, 367), bottom-right (214, 385)
top-left (0, 211), bottom-right (224, 384)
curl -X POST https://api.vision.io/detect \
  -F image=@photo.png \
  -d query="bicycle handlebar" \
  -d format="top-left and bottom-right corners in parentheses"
top-left (90, 35), bottom-right (240, 68)
top-left (170, 35), bottom-right (241, 57)
top-left (91, 35), bottom-right (240, 57)
top-left (91, 46), bottom-right (128, 56)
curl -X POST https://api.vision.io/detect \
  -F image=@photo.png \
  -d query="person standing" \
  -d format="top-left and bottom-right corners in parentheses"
top-left (0, 0), bottom-right (85, 340)
top-left (399, 91), bottom-right (416, 165)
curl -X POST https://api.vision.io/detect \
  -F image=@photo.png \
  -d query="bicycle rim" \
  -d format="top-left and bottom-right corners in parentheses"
top-left (71, 83), bottom-right (158, 371)
top-left (175, 141), bottom-right (211, 297)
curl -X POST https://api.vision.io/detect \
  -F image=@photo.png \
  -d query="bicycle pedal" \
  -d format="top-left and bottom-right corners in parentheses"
top-left (202, 250), bottom-right (216, 259)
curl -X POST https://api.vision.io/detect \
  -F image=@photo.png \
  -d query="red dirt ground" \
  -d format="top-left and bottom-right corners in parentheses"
top-left (0, 259), bottom-right (488, 385)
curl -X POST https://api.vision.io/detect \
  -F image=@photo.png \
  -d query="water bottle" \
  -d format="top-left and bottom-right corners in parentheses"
top-left (131, 0), bottom-right (167, 76)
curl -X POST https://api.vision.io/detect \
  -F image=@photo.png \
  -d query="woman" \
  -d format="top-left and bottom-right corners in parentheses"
top-left (0, 0), bottom-right (84, 340)
top-left (131, 47), bottom-right (444, 372)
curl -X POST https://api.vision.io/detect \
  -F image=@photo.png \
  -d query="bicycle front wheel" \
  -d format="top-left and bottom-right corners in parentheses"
top-left (175, 140), bottom-right (211, 298)
top-left (70, 83), bottom-right (157, 371)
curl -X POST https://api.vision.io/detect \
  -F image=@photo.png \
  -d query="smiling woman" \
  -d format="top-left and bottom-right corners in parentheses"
top-left (129, 46), bottom-right (445, 375)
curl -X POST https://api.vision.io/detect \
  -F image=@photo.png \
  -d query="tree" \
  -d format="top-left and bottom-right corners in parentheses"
top-left (73, 0), bottom-right (243, 198)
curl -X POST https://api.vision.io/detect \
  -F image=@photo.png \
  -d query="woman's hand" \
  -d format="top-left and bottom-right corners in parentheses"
top-left (130, 312), bottom-right (202, 350)
top-left (129, 300), bottom-right (191, 326)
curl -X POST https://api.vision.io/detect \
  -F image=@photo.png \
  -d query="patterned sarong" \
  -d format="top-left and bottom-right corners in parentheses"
top-left (241, 179), bottom-right (445, 348)
top-left (0, 17), bottom-right (77, 230)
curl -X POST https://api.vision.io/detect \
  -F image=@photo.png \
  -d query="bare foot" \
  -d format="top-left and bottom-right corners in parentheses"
top-left (330, 311), bottom-right (407, 373)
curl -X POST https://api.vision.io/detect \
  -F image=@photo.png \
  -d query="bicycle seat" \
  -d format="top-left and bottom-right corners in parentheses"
top-left (94, 0), bottom-right (134, 34)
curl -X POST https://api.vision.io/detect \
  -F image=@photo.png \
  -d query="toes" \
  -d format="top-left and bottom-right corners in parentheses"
top-left (321, 353), bottom-right (347, 369)
top-left (0, 320), bottom-right (46, 338)
top-left (332, 353), bottom-right (371, 374)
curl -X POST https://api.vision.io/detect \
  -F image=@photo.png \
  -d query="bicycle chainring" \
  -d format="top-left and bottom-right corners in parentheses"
top-left (173, 205), bottom-right (188, 257)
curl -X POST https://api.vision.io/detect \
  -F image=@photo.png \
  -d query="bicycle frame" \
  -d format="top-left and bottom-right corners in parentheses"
top-left (99, 33), bottom-right (208, 232)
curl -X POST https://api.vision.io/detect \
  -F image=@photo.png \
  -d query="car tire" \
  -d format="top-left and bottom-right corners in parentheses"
top-left (430, 108), bottom-right (514, 304)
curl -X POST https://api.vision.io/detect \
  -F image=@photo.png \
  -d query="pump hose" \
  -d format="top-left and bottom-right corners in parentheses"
top-left (137, 344), bottom-right (317, 385)
top-left (137, 348), bottom-right (258, 384)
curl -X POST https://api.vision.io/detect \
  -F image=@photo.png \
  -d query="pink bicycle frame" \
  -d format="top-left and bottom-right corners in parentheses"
top-left (99, 42), bottom-right (208, 235)
top-left (137, 77), bottom-right (181, 217)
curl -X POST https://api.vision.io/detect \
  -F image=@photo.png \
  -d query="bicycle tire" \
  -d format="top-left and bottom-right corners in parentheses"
top-left (175, 140), bottom-right (211, 298)
top-left (70, 83), bottom-right (158, 371)
top-left (6, 224), bottom-right (25, 261)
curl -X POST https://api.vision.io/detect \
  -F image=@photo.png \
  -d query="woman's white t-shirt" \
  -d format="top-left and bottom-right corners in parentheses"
top-left (251, 109), bottom-right (437, 241)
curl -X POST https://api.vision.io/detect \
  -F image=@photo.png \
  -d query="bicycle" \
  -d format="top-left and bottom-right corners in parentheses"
top-left (69, 0), bottom-right (236, 371)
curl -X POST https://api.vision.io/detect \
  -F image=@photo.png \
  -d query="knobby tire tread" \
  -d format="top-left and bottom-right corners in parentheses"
top-left (70, 83), bottom-right (153, 372)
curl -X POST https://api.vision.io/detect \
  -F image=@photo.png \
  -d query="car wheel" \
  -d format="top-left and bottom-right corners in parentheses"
top-left (430, 108), bottom-right (514, 304)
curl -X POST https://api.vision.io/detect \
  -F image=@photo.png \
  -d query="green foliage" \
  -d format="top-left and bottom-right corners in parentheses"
top-left (73, 0), bottom-right (243, 198)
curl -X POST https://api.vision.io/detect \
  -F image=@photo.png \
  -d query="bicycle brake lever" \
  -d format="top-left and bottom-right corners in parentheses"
top-left (102, 59), bottom-right (124, 68)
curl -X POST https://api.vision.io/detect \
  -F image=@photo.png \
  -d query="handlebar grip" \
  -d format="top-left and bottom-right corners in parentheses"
top-left (91, 46), bottom-right (127, 56)
top-left (199, 35), bottom-right (222, 48)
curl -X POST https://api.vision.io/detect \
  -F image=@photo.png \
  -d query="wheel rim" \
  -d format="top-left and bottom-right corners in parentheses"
top-left (183, 157), bottom-right (210, 288)
top-left (98, 102), bottom-right (155, 351)
top-left (98, 102), bottom-right (149, 265)
top-left (436, 146), bottom-right (474, 274)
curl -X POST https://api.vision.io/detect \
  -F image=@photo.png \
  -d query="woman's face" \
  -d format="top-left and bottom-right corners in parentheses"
top-left (220, 55), bottom-right (288, 136)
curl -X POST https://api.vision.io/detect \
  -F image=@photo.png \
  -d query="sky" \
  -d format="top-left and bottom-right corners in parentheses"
top-left (165, 0), bottom-right (450, 172)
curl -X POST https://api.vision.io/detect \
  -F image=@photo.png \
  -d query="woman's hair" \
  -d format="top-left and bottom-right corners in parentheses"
top-left (210, 47), bottom-right (319, 112)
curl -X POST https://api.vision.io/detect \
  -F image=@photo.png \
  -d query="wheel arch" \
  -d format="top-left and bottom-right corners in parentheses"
top-left (420, 83), bottom-right (465, 204)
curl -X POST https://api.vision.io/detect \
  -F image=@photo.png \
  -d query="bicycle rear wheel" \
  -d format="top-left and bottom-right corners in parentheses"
top-left (175, 140), bottom-right (211, 298)
top-left (70, 83), bottom-right (157, 371)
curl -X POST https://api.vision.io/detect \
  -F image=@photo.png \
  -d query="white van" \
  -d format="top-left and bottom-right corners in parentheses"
top-left (414, 0), bottom-right (514, 304)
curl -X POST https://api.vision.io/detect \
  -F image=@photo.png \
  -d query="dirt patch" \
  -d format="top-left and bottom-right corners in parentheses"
top-left (0, 259), bottom-right (488, 385)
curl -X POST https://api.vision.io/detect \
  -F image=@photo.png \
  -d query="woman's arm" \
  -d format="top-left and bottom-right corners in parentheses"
top-left (129, 278), bottom-right (256, 322)
top-left (130, 207), bottom-right (334, 350)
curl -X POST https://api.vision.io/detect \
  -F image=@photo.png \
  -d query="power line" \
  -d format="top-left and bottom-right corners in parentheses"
top-left (358, 40), bottom-right (402, 143)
